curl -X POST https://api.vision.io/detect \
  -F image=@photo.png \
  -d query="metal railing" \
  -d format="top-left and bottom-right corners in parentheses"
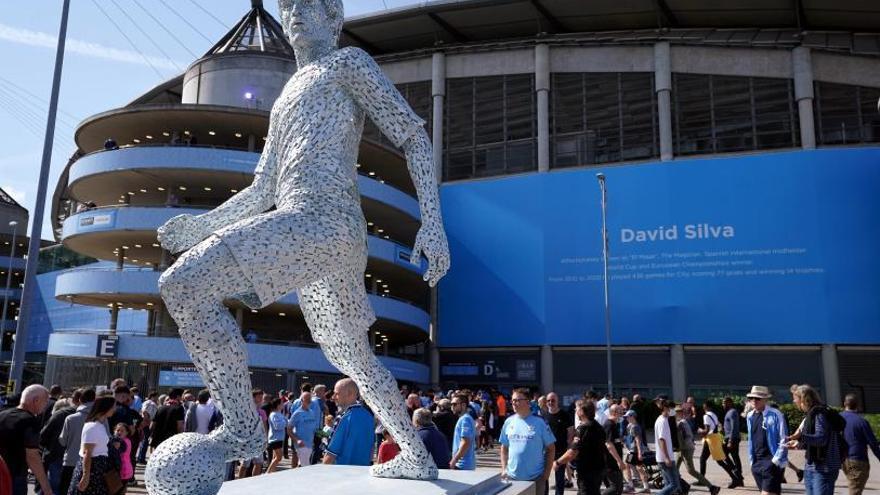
top-left (57, 265), bottom-right (429, 312)
top-left (82, 142), bottom-right (257, 157)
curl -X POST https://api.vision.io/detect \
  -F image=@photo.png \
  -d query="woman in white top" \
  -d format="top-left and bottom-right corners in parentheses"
top-left (70, 396), bottom-right (117, 495)
top-left (698, 400), bottom-right (742, 488)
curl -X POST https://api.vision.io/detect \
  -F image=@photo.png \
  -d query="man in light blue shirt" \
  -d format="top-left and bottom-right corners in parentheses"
top-left (288, 392), bottom-right (319, 467)
top-left (451, 393), bottom-right (478, 470)
top-left (323, 379), bottom-right (374, 466)
top-left (501, 388), bottom-right (556, 495)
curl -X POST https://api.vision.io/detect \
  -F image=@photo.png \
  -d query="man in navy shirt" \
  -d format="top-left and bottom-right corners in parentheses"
top-left (841, 394), bottom-right (880, 495)
top-left (722, 397), bottom-right (744, 481)
top-left (323, 378), bottom-right (374, 466)
top-left (413, 408), bottom-right (452, 470)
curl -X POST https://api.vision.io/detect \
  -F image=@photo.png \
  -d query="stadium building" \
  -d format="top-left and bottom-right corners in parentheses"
top-left (42, 0), bottom-right (880, 409)
top-left (0, 188), bottom-right (29, 378)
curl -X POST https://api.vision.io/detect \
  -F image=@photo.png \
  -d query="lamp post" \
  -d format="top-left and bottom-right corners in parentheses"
top-left (596, 173), bottom-right (613, 396)
top-left (1, 221), bottom-right (18, 341)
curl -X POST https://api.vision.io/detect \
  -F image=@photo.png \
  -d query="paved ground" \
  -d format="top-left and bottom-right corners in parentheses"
top-left (34, 441), bottom-right (880, 493)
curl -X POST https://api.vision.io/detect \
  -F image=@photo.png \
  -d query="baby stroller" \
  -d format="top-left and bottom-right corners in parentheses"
top-left (638, 450), bottom-right (690, 494)
top-left (634, 450), bottom-right (665, 489)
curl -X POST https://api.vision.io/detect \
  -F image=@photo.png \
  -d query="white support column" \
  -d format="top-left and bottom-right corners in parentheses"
top-left (821, 344), bottom-right (842, 407)
top-left (793, 47), bottom-right (817, 150)
top-left (670, 344), bottom-right (687, 401)
top-left (432, 52), bottom-right (446, 183)
top-left (654, 42), bottom-right (673, 162)
top-left (535, 44), bottom-right (550, 172)
top-left (540, 345), bottom-right (553, 394)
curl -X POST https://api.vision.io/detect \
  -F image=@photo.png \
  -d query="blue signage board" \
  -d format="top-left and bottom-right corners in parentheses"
top-left (158, 366), bottom-right (204, 388)
top-left (438, 148), bottom-right (880, 346)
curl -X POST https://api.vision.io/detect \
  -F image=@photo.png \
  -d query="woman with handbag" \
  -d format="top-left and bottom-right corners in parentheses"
top-left (69, 396), bottom-right (124, 495)
top-left (699, 400), bottom-right (743, 488)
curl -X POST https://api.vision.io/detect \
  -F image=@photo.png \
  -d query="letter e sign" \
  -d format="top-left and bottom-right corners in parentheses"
top-left (96, 335), bottom-right (119, 358)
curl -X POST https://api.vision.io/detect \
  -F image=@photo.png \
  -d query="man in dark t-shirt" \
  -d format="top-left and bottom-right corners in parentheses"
top-left (432, 399), bottom-right (457, 450)
top-left (151, 390), bottom-right (185, 449)
top-left (603, 405), bottom-right (627, 495)
top-left (0, 385), bottom-right (52, 495)
top-left (554, 401), bottom-right (606, 495)
top-left (545, 393), bottom-right (573, 495)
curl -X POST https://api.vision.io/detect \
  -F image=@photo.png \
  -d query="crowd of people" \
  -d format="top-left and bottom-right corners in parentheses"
top-left (0, 380), bottom-right (878, 495)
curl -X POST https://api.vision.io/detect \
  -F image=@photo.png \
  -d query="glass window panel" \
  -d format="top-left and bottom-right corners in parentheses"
top-left (474, 145), bottom-right (506, 177)
top-left (584, 73), bottom-right (621, 164)
top-left (753, 77), bottom-right (797, 150)
top-left (713, 76), bottom-right (754, 152)
top-left (445, 149), bottom-right (473, 181)
top-left (858, 86), bottom-right (880, 144)
top-left (446, 78), bottom-right (474, 149)
top-left (673, 74), bottom-right (713, 155)
top-left (552, 74), bottom-right (585, 135)
top-left (474, 77), bottom-right (504, 145)
top-left (553, 136), bottom-right (581, 169)
top-left (397, 81), bottom-right (432, 136)
top-left (506, 141), bottom-right (536, 172)
top-left (443, 75), bottom-right (536, 180)
top-left (620, 72), bottom-right (658, 161)
top-left (505, 75), bottom-right (535, 141)
top-left (815, 82), bottom-right (860, 145)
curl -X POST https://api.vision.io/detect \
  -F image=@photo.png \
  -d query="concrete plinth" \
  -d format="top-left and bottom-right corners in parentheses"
top-left (217, 465), bottom-right (528, 495)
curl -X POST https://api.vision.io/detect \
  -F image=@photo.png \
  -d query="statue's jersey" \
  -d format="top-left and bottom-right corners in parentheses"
top-left (212, 47), bottom-right (424, 308)
top-left (266, 46), bottom-right (424, 210)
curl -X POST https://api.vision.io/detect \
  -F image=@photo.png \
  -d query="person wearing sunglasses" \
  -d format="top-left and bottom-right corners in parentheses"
top-left (745, 385), bottom-right (788, 495)
top-left (450, 394), bottom-right (477, 470)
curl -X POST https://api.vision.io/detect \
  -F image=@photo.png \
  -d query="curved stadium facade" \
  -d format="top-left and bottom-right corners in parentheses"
top-left (43, 0), bottom-right (880, 409)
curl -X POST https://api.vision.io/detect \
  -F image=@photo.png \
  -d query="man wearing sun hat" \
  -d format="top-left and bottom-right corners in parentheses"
top-left (745, 385), bottom-right (788, 495)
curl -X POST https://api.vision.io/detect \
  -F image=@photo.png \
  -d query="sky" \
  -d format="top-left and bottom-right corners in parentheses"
top-left (0, 0), bottom-right (419, 241)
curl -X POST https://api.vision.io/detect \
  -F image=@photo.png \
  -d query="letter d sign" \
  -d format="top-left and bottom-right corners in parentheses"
top-left (96, 335), bottom-right (119, 358)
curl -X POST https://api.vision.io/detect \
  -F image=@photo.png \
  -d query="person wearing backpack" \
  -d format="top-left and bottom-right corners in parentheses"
top-left (699, 400), bottom-right (743, 488)
top-left (784, 384), bottom-right (841, 495)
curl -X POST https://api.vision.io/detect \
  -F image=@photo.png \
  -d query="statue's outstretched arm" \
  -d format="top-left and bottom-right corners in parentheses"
top-left (402, 130), bottom-right (449, 286)
top-left (157, 139), bottom-right (278, 253)
top-left (341, 47), bottom-right (450, 285)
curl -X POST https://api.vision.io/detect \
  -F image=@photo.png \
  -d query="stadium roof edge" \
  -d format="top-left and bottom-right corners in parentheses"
top-left (340, 0), bottom-right (880, 55)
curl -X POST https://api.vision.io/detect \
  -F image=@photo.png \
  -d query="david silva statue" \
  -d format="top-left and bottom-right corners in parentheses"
top-left (145, 0), bottom-right (450, 493)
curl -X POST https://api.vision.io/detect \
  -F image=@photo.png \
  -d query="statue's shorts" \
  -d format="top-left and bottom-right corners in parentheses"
top-left (213, 204), bottom-right (376, 337)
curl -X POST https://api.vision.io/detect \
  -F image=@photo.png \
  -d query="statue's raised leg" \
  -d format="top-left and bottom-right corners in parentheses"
top-left (299, 267), bottom-right (439, 480)
top-left (146, 237), bottom-right (264, 495)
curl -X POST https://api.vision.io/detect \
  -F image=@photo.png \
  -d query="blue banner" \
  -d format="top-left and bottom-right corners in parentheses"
top-left (438, 148), bottom-right (880, 346)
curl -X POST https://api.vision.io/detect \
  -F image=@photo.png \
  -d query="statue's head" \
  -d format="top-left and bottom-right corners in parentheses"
top-left (278, 0), bottom-right (344, 49)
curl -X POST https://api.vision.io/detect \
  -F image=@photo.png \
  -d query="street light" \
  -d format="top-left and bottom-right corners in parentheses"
top-left (1, 221), bottom-right (18, 339)
top-left (596, 173), bottom-right (613, 396)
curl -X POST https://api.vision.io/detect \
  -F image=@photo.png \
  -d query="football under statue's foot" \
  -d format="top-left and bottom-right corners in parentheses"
top-left (369, 454), bottom-right (439, 480)
top-left (145, 433), bottom-right (228, 495)
top-left (145, 423), bottom-right (265, 495)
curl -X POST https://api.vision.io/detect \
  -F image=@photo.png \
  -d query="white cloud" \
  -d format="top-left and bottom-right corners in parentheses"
top-left (0, 22), bottom-right (182, 71)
